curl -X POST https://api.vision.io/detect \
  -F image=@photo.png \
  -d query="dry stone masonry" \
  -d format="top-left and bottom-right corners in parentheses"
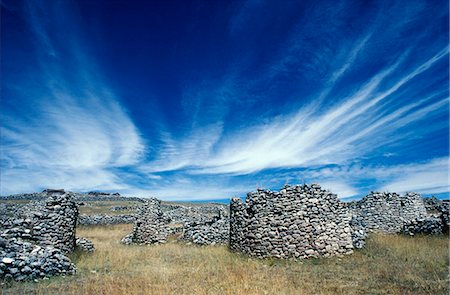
top-left (0, 237), bottom-right (76, 281)
top-left (123, 199), bottom-right (230, 246)
top-left (180, 216), bottom-right (229, 245)
top-left (230, 184), bottom-right (354, 259)
top-left (28, 193), bottom-right (79, 253)
top-left (123, 198), bottom-right (170, 244)
top-left (347, 192), bottom-right (428, 233)
top-left (0, 192), bottom-right (79, 281)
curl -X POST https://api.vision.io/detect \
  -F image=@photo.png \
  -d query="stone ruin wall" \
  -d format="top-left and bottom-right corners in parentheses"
top-left (230, 184), bottom-right (355, 259)
top-left (1, 192), bottom-right (79, 281)
top-left (1, 191), bottom-right (79, 254)
top-left (347, 192), bottom-right (427, 233)
top-left (179, 216), bottom-right (229, 245)
top-left (126, 198), bottom-right (170, 244)
top-left (28, 192), bottom-right (79, 253)
top-left (123, 199), bottom-right (230, 246)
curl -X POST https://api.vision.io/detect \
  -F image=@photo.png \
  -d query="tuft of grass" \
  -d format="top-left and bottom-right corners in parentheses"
top-left (2, 225), bottom-right (448, 295)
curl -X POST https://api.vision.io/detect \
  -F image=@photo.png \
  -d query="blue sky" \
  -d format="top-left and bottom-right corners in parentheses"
top-left (1, 0), bottom-right (448, 200)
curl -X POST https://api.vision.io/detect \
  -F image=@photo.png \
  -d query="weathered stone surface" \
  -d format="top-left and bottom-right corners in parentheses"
top-left (401, 217), bottom-right (444, 235)
top-left (347, 192), bottom-right (427, 233)
top-left (230, 184), bottom-right (355, 259)
top-left (0, 193), bottom-right (79, 281)
top-left (76, 237), bottom-right (95, 252)
top-left (123, 198), bottom-right (170, 244)
top-left (0, 237), bottom-right (76, 281)
top-left (1, 193), bottom-right (78, 254)
top-left (179, 216), bottom-right (229, 245)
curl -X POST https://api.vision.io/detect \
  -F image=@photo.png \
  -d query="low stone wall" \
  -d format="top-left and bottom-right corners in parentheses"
top-left (230, 184), bottom-right (354, 259)
top-left (347, 192), bottom-right (427, 233)
top-left (179, 217), bottom-right (229, 245)
top-left (110, 205), bottom-right (138, 212)
top-left (78, 214), bottom-right (135, 226)
top-left (164, 204), bottom-right (228, 225)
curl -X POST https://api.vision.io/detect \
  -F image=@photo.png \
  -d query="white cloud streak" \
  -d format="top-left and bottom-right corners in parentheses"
top-left (0, 1), bottom-right (144, 195)
top-left (145, 47), bottom-right (447, 176)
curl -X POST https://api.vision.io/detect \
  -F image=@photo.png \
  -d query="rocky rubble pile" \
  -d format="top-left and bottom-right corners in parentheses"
top-left (124, 198), bottom-right (170, 244)
top-left (401, 217), bottom-right (444, 235)
top-left (76, 237), bottom-right (95, 252)
top-left (0, 237), bottom-right (76, 281)
top-left (78, 214), bottom-right (135, 225)
top-left (0, 204), bottom-right (30, 230)
top-left (423, 196), bottom-right (444, 212)
top-left (230, 184), bottom-right (355, 259)
top-left (347, 192), bottom-right (427, 233)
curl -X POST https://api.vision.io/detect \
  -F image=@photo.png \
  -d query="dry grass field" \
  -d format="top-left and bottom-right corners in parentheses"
top-left (1, 224), bottom-right (448, 295)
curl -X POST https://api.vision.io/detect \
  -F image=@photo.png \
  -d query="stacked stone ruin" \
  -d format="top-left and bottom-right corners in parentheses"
top-left (123, 198), bottom-right (170, 244)
top-left (123, 199), bottom-right (231, 246)
top-left (347, 192), bottom-right (428, 233)
top-left (230, 184), bottom-right (355, 259)
top-left (422, 197), bottom-right (449, 234)
top-left (0, 192), bottom-right (79, 281)
top-left (179, 213), bottom-right (229, 245)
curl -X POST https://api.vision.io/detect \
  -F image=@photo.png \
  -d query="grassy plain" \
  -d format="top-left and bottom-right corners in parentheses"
top-left (2, 224), bottom-right (448, 295)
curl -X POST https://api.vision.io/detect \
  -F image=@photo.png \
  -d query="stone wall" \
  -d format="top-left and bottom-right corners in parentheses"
top-left (0, 237), bottom-right (76, 281)
top-left (163, 204), bottom-right (228, 226)
top-left (78, 214), bottom-right (135, 226)
top-left (125, 198), bottom-right (170, 244)
top-left (0, 192), bottom-right (79, 281)
top-left (28, 193), bottom-right (79, 253)
top-left (230, 184), bottom-right (354, 259)
top-left (179, 216), bottom-right (229, 245)
top-left (1, 192), bottom-right (79, 254)
top-left (347, 192), bottom-right (427, 233)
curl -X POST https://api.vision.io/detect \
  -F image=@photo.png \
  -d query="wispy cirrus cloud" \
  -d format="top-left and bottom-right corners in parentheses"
top-left (144, 46), bottom-right (447, 175)
top-left (1, 0), bottom-right (447, 200)
top-left (0, 1), bottom-right (144, 195)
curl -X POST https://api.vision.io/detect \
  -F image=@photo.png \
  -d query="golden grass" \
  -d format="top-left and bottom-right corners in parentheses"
top-left (2, 224), bottom-right (448, 295)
